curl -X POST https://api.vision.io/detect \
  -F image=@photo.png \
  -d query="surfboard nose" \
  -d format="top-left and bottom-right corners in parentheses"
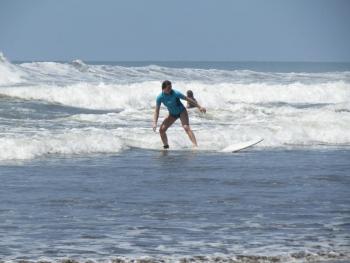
top-left (221, 138), bottom-right (264, 153)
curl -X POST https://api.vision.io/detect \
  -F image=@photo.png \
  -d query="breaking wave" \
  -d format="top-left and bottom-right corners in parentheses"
top-left (1, 53), bottom-right (350, 160)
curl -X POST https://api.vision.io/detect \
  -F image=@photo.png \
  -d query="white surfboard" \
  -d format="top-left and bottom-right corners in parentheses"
top-left (221, 138), bottom-right (263, 153)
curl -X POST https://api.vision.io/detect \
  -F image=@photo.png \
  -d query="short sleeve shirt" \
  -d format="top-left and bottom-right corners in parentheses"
top-left (156, 89), bottom-right (186, 115)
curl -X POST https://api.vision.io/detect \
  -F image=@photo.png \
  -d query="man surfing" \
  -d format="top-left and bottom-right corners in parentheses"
top-left (153, 80), bottom-right (206, 149)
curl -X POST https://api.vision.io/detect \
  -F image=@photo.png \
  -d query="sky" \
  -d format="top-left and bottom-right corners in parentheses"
top-left (0, 0), bottom-right (350, 62)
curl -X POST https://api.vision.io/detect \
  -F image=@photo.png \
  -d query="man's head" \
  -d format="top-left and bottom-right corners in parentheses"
top-left (162, 80), bottom-right (172, 94)
top-left (187, 90), bottom-right (194, 98)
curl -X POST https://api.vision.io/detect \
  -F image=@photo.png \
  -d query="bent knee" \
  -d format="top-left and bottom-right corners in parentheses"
top-left (159, 125), bottom-right (168, 133)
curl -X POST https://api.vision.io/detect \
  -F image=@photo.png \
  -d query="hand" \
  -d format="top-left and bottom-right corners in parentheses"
top-left (199, 107), bottom-right (206, 113)
top-left (152, 123), bottom-right (157, 132)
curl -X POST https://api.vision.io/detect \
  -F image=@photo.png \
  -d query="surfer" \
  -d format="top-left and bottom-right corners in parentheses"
top-left (186, 90), bottom-right (197, 108)
top-left (153, 80), bottom-right (206, 149)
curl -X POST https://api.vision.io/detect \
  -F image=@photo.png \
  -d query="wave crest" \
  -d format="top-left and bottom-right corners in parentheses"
top-left (0, 128), bottom-right (126, 160)
top-left (0, 81), bottom-right (349, 110)
top-left (0, 52), bottom-right (24, 85)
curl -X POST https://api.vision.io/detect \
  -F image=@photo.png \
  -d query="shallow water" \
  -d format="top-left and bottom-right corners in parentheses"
top-left (1, 149), bottom-right (349, 262)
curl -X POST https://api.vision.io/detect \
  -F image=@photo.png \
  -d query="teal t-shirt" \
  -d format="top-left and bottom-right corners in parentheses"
top-left (156, 89), bottom-right (186, 115)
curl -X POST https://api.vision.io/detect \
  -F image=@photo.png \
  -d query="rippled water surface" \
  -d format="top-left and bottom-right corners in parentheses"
top-left (1, 149), bottom-right (349, 262)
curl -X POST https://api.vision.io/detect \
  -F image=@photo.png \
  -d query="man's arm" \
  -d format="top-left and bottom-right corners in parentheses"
top-left (185, 97), bottom-right (206, 113)
top-left (153, 105), bottom-right (160, 132)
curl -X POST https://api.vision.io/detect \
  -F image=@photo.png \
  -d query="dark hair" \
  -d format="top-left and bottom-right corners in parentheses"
top-left (162, 80), bottom-right (172, 90)
top-left (187, 90), bottom-right (193, 97)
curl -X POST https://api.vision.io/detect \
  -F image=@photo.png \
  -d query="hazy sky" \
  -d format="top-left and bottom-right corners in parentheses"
top-left (1, 0), bottom-right (349, 62)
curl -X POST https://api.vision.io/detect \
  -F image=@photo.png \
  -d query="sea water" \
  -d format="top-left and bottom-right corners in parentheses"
top-left (0, 53), bottom-right (349, 262)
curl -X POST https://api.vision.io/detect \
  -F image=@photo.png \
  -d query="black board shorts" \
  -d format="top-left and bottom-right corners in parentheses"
top-left (169, 107), bottom-right (186, 119)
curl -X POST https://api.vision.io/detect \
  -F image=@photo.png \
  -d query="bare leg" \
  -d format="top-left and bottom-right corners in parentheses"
top-left (159, 115), bottom-right (177, 147)
top-left (180, 109), bottom-right (198, 147)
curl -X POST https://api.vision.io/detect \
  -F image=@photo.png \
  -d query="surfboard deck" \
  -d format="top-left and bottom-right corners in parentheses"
top-left (221, 138), bottom-right (264, 153)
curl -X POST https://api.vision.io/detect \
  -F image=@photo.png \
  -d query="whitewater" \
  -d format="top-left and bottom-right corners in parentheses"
top-left (0, 53), bottom-right (350, 161)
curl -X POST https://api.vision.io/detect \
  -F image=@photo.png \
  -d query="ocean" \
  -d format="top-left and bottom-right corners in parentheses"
top-left (0, 53), bottom-right (349, 262)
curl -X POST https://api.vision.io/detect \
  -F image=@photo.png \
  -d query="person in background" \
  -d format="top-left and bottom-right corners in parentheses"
top-left (153, 80), bottom-right (206, 149)
top-left (186, 90), bottom-right (197, 109)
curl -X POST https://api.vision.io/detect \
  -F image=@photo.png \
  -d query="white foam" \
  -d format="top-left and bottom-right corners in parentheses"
top-left (1, 55), bottom-right (350, 160)
top-left (0, 52), bottom-right (25, 85)
top-left (2, 100), bottom-right (349, 161)
top-left (0, 82), bottom-right (160, 110)
top-left (0, 128), bottom-right (127, 160)
top-left (0, 81), bottom-right (349, 110)
top-left (67, 113), bottom-right (126, 124)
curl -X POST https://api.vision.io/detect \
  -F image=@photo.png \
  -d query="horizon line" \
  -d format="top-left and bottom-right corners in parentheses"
top-left (11, 60), bottom-right (350, 64)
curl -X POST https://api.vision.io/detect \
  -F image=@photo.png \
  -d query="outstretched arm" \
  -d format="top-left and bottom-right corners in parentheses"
top-left (185, 97), bottom-right (206, 113)
top-left (153, 105), bottom-right (160, 132)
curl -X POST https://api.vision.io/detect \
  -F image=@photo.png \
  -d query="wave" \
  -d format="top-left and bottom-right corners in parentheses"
top-left (71, 59), bottom-right (89, 71)
top-left (0, 128), bottom-right (127, 160)
top-left (0, 52), bottom-right (25, 85)
top-left (1, 81), bottom-right (350, 161)
top-left (1, 110), bottom-right (350, 161)
top-left (0, 81), bottom-right (349, 110)
top-left (1, 53), bottom-right (350, 160)
top-left (1, 53), bottom-right (350, 87)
